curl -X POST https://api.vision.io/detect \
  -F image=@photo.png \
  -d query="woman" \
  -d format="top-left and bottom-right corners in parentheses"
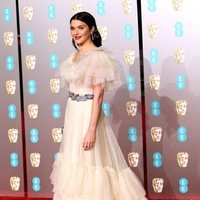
top-left (50, 11), bottom-right (147, 200)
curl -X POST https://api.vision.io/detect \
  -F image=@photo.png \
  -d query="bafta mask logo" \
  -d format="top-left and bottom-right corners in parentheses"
top-left (6, 80), bottom-right (16, 95)
top-left (149, 75), bottom-right (160, 90)
top-left (98, 26), bottom-right (108, 41)
top-left (71, 3), bottom-right (82, 14)
top-left (176, 100), bottom-right (187, 116)
top-left (151, 127), bottom-right (162, 142)
top-left (4, 32), bottom-right (14, 47)
top-left (28, 104), bottom-right (39, 119)
top-left (121, 0), bottom-right (133, 14)
top-left (172, 0), bottom-right (184, 11)
top-left (124, 50), bottom-right (135, 65)
top-left (10, 177), bottom-right (20, 191)
top-left (23, 6), bottom-right (33, 21)
top-left (30, 153), bottom-right (41, 167)
top-left (177, 152), bottom-right (189, 167)
top-left (26, 55), bottom-right (36, 70)
top-left (128, 152), bottom-right (139, 167)
top-left (152, 178), bottom-right (164, 193)
top-left (50, 78), bottom-right (60, 94)
top-left (147, 23), bottom-right (159, 39)
top-left (126, 101), bottom-right (137, 116)
top-left (8, 129), bottom-right (18, 143)
top-left (48, 29), bottom-right (58, 44)
top-left (174, 48), bottom-right (185, 64)
top-left (52, 128), bottom-right (63, 143)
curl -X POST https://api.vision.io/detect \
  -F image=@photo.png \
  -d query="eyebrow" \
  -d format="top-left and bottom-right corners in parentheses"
top-left (70, 24), bottom-right (86, 29)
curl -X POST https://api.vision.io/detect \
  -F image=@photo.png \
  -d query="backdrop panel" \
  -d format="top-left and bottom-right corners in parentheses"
top-left (18, 0), bottom-right (144, 197)
top-left (0, 1), bottom-right (25, 197)
top-left (141, 0), bottom-right (200, 199)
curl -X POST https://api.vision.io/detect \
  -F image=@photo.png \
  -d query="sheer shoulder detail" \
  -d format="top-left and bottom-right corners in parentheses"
top-left (56, 47), bottom-right (123, 91)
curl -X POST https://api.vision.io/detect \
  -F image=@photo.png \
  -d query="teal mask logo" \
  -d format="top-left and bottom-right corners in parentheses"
top-left (179, 178), bottom-right (188, 193)
top-left (150, 49), bottom-right (158, 64)
top-left (128, 127), bottom-right (137, 142)
top-left (4, 8), bottom-right (12, 22)
top-left (6, 56), bottom-right (14, 71)
top-left (176, 74), bottom-right (185, 90)
top-left (177, 126), bottom-right (187, 142)
top-left (102, 101), bottom-right (110, 117)
top-left (151, 100), bottom-right (160, 116)
top-left (54, 152), bottom-right (58, 160)
top-left (28, 80), bottom-right (37, 94)
top-left (48, 4), bottom-right (56, 19)
top-left (50, 54), bottom-right (58, 69)
top-left (127, 76), bottom-right (135, 91)
top-left (10, 152), bottom-right (18, 167)
top-left (30, 128), bottom-right (39, 143)
top-left (148, 0), bottom-right (157, 12)
top-left (52, 104), bottom-right (61, 118)
top-left (8, 104), bottom-right (16, 119)
top-left (153, 152), bottom-right (162, 168)
top-left (97, 0), bottom-right (106, 15)
top-left (26, 31), bottom-right (34, 45)
top-left (175, 22), bottom-right (183, 37)
top-left (124, 24), bottom-right (133, 39)
top-left (32, 177), bottom-right (41, 192)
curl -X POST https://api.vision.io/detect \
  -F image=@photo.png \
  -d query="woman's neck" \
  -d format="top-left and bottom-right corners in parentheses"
top-left (78, 42), bottom-right (96, 53)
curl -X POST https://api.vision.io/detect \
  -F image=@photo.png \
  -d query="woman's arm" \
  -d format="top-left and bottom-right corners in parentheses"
top-left (82, 84), bottom-right (104, 150)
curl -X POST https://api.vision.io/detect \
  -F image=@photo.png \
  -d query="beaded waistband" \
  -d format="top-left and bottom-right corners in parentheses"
top-left (69, 91), bottom-right (94, 102)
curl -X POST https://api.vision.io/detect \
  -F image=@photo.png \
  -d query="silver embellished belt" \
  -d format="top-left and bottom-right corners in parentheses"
top-left (69, 91), bottom-right (94, 101)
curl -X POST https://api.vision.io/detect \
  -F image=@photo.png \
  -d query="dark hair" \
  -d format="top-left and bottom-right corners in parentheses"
top-left (70, 11), bottom-right (102, 49)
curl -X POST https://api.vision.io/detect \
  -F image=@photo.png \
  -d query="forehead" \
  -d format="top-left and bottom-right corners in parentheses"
top-left (70, 19), bottom-right (88, 27)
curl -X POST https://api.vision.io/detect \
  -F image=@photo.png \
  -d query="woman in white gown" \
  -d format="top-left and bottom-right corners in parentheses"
top-left (50, 11), bottom-right (147, 200)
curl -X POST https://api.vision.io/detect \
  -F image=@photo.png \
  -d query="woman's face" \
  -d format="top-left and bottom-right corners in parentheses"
top-left (70, 19), bottom-right (92, 46)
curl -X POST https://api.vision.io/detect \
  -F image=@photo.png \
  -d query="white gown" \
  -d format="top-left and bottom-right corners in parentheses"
top-left (50, 47), bottom-right (147, 200)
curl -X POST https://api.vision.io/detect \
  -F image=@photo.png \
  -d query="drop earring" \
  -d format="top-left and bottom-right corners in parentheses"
top-left (91, 33), bottom-right (94, 40)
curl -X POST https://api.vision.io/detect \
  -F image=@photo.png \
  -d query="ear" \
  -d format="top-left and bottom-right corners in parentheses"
top-left (91, 26), bottom-right (95, 34)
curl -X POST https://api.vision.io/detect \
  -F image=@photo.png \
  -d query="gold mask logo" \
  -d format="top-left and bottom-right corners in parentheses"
top-left (6, 80), bottom-right (16, 95)
top-left (50, 79), bottom-right (60, 94)
top-left (126, 101), bottom-right (137, 116)
top-left (26, 55), bottom-right (36, 70)
top-left (52, 128), bottom-right (63, 143)
top-left (28, 104), bottom-right (39, 119)
top-left (10, 177), bottom-right (20, 191)
top-left (151, 127), bottom-right (162, 142)
top-left (8, 129), bottom-right (19, 143)
top-left (128, 152), bottom-right (139, 167)
top-left (4, 32), bottom-right (14, 47)
top-left (23, 6), bottom-right (33, 21)
top-left (121, 0), bottom-right (133, 14)
top-left (48, 29), bottom-right (58, 44)
top-left (172, 0), bottom-right (184, 11)
top-left (174, 48), bottom-right (185, 64)
top-left (177, 152), bottom-right (189, 167)
top-left (152, 178), bottom-right (164, 193)
top-left (149, 75), bottom-right (160, 90)
top-left (176, 100), bottom-right (187, 116)
top-left (147, 23), bottom-right (159, 39)
top-left (124, 50), bottom-right (135, 65)
top-left (98, 26), bottom-right (108, 41)
top-left (30, 153), bottom-right (41, 167)
top-left (71, 3), bottom-right (82, 14)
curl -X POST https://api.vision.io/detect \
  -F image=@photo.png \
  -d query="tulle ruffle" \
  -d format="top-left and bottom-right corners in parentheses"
top-left (50, 153), bottom-right (147, 200)
top-left (56, 47), bottom-right (123, 91)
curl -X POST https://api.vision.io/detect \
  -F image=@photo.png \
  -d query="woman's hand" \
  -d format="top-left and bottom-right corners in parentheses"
top-left (82, 128), bottom-right (96, 151)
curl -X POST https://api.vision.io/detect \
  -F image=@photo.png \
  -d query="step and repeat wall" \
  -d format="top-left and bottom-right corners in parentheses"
top-left (141, 0), bottom-right (200, 199)
top-left (0, 0), bottom-right (144, 198)
top-left (0, 1), bottom-right (25, 197)
top-left (0, 0), bottom-right (200, 199)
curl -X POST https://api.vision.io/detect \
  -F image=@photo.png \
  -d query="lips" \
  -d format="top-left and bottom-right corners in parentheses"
top-left (74, 36), bottom-right (82, 40)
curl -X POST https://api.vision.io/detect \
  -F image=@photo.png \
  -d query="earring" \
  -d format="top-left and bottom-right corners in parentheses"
top-left (91, 33), bottom-right (94, 40)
